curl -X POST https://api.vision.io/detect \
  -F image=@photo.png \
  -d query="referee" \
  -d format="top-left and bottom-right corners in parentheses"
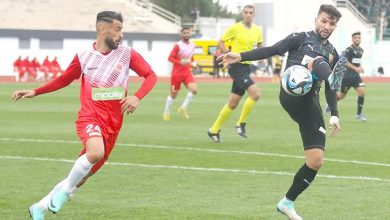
top-left (208, 4), bottom-right (262, 142)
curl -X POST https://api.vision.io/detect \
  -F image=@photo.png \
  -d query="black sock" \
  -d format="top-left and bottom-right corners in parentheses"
top-left (357, 96), bottom-right (364, 115)
top-left (286, 163), bottom-right (318, 201)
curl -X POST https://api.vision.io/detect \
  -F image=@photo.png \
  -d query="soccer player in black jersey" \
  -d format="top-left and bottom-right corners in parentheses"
top-left (217, 4), bottom-right (345, 220)
top-left (338, 31), bottom-right (367, 121)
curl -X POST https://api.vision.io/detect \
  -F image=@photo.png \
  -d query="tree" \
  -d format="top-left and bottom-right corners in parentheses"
top-left (151, 0), bottom-right (235, 23)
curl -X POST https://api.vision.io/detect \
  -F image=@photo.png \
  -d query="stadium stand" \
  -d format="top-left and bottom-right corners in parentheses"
top-left (0, 0), bottom-right (180, 33)
top-left (349, 0), bottom-right (389, 23)
top-left (347, 0), bottom-right (390, 39)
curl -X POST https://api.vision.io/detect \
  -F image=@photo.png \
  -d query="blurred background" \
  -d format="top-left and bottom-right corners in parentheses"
top-left (1, 0), bottom-right (389, 81)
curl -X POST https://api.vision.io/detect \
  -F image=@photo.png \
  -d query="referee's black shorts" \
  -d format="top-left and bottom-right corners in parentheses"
top-left (279, 88), bottom-right (326, 150)
top-left (228, 63), bottom-right (255, 96)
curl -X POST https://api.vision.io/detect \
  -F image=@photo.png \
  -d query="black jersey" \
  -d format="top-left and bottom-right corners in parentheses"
top-left (240, 30), bottom-right (340, 116)
top-left (273, 31), bottom-right (340, 96)
top-left (276, 31), bottom-right (339, 69)
top-left (344, 45), bottom-right (363, 76)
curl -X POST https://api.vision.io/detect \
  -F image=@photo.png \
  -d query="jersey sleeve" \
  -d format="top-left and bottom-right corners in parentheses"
top-left (168, 44), bottom-right (181, 65)
top-left (129, 49), bottom-right (158, 100)
top-left (221, 24), bottom-right (237, 42)
top-left (325, 51), bottom-right (340, 117)
top-left (324, 81), bottom-right (339, 117)
top-left (273, 32), bottom-right (306, 55)
top-left (34, 55), bottom-right (81, 96)
top-left (343, 47), bottom-right (353, 62)
top-left (240, 32), bottom-right (306, 62)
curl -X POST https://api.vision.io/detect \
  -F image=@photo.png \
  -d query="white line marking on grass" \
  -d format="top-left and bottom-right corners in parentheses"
top-left (0, 155), bottom-right (389, 182)
top-left (1, 137), bottom-right (390, 167)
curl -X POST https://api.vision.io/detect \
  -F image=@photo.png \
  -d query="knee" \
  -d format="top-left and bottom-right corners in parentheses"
top-left (337, 93), bottom-right (346, 100)
top-left (227, 99), bottom-right (240, 109)
top-left (248, 86), bottom-right (261, 101)
top-left (228, 103), bottom-right (238, 109)
top-left (358, 89), bottom-right (366, 96)
top-left (306, 157), bottom-right (324, 170)
top-left (250, 91), bottom-right (261, 101)
top-left (87, 149), bottom-right (104, 164)
top-left (191, 90), bottom-right (197, 95)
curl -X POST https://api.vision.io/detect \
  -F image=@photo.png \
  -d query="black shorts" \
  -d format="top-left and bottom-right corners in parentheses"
top-left (228, 63), bottom-right (255, 96)
top-left (340, 72), bottom-right (364, 94)
top-left (279, 88), bottom-right (326, 150)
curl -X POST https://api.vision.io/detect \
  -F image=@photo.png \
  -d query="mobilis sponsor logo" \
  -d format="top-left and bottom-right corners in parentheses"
top-left (94, 91), bottom-right (124, 100)
top-left (92, 87), bottom-right (125, 101)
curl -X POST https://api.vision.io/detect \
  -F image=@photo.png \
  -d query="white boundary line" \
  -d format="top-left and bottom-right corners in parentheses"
top-left (0, 155), bottom-right (389, 182)
top-left (1, 137), bottom-right (389, 167)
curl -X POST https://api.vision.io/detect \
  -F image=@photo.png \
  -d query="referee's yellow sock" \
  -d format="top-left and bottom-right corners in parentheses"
top-left (237, 97), bottom-right (257, 125)
top-left (210, 104), bottom-right (233, 133)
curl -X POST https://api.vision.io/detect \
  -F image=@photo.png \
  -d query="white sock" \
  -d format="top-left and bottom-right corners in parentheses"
top-left (61, 154), bottom-right (93, 194)
top-left (181, 92), bottom-right (195, 109)
top-left (38, 179), bottom-right (66, 210)
top-left (164, 96), bottom-right (174, 114)
top-left (15, 72), bottom-right (20, 82)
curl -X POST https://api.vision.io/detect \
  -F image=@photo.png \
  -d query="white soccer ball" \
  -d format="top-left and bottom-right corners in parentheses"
top-left (281, 65), bottom-right (313, 96)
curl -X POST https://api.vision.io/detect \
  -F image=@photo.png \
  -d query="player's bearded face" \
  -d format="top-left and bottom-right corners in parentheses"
top-left (315, 12), bottom-right (338, 40)
top-left (105, 21), bottom-right (123, 50)
top-left (106, 37), bottom-right (119, 50)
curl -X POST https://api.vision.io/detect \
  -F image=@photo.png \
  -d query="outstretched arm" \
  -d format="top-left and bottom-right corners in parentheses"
top-left (217, 32), bottom-right (305, 67)
top-left (216, 46), bottom-right (280, 67)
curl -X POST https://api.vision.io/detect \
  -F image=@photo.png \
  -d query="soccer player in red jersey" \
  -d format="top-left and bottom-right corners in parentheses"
top-left (19, 56), bottom-right (30, 82)
top-left (40, 55), bottom-right (52, 80)
top-left (50, 56), bottom-right (64, 78)
top-left (12, 11), bottom-right (157, 219)
top-left (27, 57), bottom-right (40, 80)
top-left (13, 56), bottom-right (22, 82)
top-left (162, 27), bottom-right (197, 121)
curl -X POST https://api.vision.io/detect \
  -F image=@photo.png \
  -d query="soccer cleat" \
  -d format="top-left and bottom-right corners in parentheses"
top-left (207, 129), bottom-right (220, 142)
top-left (48, 190), bottom-right (69, 213)
top-left (235, 123), bottom-right (247, 138)
top-left (162, 113), bottom-right (171, 121)
top-left (324, 104), bottom-right (330, 116)
top-left (328, 57), bottom-right (347, 91)
top-left (177, 107), bottom-right (189, 119)
top-left (355, 114), bottom-right (367, 121)
top-left (29, 203), bottom-right (45, 220)
top-left (276, 197), bottom-right (303, 220)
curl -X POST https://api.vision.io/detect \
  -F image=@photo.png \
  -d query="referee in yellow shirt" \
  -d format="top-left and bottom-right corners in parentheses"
top-left (208, 5), bottom-right (262, 142)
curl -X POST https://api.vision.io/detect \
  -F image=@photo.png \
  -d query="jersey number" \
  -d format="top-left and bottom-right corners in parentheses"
top-left (86, 124), bottom-right (102, 136)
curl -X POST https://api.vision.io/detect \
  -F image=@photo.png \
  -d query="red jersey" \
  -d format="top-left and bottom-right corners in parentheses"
top-left (30, 58), bottom-right (40, 70)
top-left (13, 58), bottom-right (22, 69)
top-left (34, 43), bottom-right (157, 133)
top-left (42, 57), bottom-right (51, 68)
top-left (168, 40), bottom-right (195, 76)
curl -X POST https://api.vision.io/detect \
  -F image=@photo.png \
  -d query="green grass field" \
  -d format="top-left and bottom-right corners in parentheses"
top-left (1, 80), bottom-right (389, 220)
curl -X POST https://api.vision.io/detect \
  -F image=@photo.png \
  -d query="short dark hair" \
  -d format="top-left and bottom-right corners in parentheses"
top-left (96, 11), bottom-right (123, 24)
top-left (352, 31), bottom-right (361, 37)
top-left (181, 27), bottom-right (190, 32)
top-left (318, 4), bottom-right (342, 20)
top-left (243, 5), bottom-right (255, 12)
